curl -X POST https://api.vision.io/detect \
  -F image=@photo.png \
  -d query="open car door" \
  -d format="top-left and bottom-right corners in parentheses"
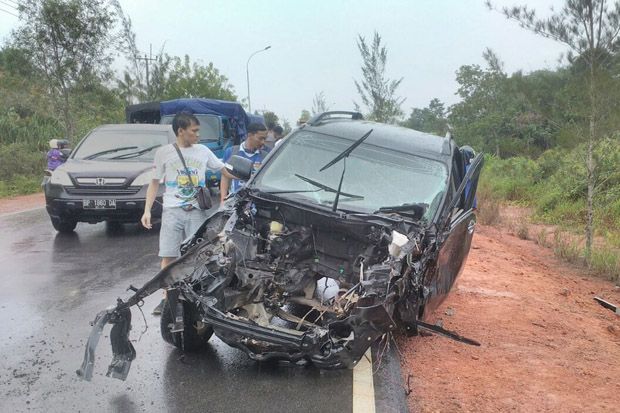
top-left (424, 153), bottom-right (484, 316)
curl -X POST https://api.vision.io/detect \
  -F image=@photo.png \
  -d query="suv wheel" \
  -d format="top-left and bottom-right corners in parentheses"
top-left (50, 217), bottom-right (77, 233)
top-left (160, 299), bottom-right (213, 351)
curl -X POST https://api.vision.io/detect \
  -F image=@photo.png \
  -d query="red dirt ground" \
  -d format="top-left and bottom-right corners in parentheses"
top-left (3, 193), bottom-right (619, 412)
top-left (0, 192), bottom-right (44, 215)
top-left (399, 224), bottom-right (620, 412)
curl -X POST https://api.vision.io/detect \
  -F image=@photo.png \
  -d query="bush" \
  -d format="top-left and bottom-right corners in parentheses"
top-left (588, 247), bottom-right (620, 282)
top-left (478, 155), bottom-right (537, 202)
top-left (477, 194), bottom-right (501, 225)
top-left (0, 142), bottom-right (45, 179)
top-left (0, 143), bottom-right (45, 197)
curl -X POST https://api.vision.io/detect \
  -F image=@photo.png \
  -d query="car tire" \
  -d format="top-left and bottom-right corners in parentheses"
top-left (160, 298), bottom-right (213, 351)
top-left (50, 217), bottom-right (77, 233)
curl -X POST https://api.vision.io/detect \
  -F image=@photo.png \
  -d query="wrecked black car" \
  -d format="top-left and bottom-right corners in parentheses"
top-left (78, 111), bottom-right (483, 381)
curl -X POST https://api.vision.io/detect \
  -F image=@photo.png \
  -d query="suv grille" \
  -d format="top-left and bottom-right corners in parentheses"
top-left (65, 187), bottom-right (142, 196)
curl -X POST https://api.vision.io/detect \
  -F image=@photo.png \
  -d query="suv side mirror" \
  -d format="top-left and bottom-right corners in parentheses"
top-left (225, 155), bottom-right (253, 181)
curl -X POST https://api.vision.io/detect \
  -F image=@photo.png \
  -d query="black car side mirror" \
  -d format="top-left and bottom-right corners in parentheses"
top-left (226, 155), bottom-right (253, 181)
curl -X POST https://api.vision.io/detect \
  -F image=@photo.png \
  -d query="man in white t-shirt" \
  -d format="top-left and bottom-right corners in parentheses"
top-left (141, 113), bottom-right (236, 270)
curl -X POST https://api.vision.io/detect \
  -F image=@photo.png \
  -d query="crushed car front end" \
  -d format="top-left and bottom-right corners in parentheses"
top-left (78, 114), bottom-right (482, 380)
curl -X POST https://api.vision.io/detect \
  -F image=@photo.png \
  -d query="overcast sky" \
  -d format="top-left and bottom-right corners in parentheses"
top-left (0, 0), bottom-right (568, 124)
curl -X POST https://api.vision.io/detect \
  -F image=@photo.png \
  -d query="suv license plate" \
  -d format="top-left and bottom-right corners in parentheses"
top-left (82, 199), bottom-right (117, 209)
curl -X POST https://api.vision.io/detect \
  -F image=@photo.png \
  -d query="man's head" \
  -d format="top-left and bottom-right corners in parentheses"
top-left (460, 145), bottom-right (476, 165)
top-left (172, 112), bottom-right (200, 146)
top-left (273, 125), bottom-right (284, 141)
top-left (245, 122), bottom-right (267, 151)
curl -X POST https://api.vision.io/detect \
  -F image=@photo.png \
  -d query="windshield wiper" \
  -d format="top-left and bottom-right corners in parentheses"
top-left (110, 144), bottom-right (162, 160)
top-left (375, 203), bottom-right (428, 220)
top-left (84, 146), bottom-right (138, 160)
top-left (318, 129), bottom-right (373, 211)
top-left (294, 173), bottom-right (364, 199)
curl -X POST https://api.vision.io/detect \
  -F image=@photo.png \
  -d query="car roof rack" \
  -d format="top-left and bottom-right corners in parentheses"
top-left (306, 111), bottom-right (364, 126)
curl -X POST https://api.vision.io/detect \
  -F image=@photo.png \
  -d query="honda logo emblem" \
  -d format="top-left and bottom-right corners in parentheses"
top-left (95, 178), bottom-right (106, 186)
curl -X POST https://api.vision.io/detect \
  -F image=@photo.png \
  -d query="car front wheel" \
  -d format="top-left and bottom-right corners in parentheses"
top-left (160, 298), bottom-right (213, 351)
top-left (50, 217), bottom-right (77, 233)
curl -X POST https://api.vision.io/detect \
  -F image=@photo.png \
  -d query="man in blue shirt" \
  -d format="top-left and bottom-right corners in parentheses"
top-left (461, 145), bottom-right (478, 210)
top-left (220, 122), bottom-right (268, 202)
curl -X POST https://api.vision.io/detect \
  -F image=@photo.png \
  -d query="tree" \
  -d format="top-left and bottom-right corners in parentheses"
top-left (131, 53), bottom-right (237, 102)
top-left (449, 49), bottom-right (520, 156)
top-left (495, 0), bottom-right (620, 259)
top-left (312, 91), bottom-right (330, 115)
top-left (402, 98), bottom-right (449, 136)
top-left (354, 31), bottom-right (405, 123)
top-left (12, 0), bottom-right (118, 140)
top-left (261, 111), bottom-right (279, 127)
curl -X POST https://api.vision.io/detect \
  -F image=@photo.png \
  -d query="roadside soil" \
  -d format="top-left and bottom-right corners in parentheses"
top-left (0, 192), bottom-right (44, 215)
top-left (399, 223), bottom-right (620, 412)
top-left (3, 193), bottom-right (619, 412)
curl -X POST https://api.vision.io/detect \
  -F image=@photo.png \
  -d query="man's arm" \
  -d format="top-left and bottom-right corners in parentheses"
top-left (141, 179), bottom-right (160, 229)
top-left (220, 169), bottom-right (231, 203)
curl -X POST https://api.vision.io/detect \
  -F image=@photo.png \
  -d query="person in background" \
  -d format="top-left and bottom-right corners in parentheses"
top-left (46, 139), bottom-right (66, 171)
top-left (264, 121), bottom-right (276, 150)
top-left (220, 122), bottom-right (268, 203)
top-left (460, 145), bottom-right (477, 210)
top-left (273, 125), bottom-right (284, 144)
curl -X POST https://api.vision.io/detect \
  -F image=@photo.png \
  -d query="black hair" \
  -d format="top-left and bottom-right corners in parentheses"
top-left (266, 121), bottom-right (276, 130)
top-left (172, 112), bottom-right (199, 136)
top-left (273, 125), bottom-right (284, 135)
top-left (247, 122), bottom-right (267, 134)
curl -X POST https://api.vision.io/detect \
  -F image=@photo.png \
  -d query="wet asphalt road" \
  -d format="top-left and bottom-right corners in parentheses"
top-left (0, 208), bottom-right (407, 413)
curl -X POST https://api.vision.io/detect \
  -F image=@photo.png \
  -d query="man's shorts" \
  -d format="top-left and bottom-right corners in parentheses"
top-left (159, 207), bottom-right (208, 258)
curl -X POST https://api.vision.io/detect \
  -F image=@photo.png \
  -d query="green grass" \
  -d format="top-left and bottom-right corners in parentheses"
top-left (588, 247), bottom-right (620, 282)
top-left (552, 230), bottom-right (583, 265)
top-left (0, 174), bottom-right (42, 197)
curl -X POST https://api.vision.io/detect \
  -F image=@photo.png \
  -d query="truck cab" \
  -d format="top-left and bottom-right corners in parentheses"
top-left (126, 98), bottom-right (255, 186)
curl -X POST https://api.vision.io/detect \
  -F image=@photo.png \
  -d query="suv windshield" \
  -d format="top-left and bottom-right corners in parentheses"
top-left (161, 114), bottom-right (221, 143)
top-left (72, 129), bottom-right (171, 161)
top-left (251, 130), bottom-right (448, 219)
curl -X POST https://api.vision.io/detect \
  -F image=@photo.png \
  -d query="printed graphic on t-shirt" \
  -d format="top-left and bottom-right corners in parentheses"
top-left (174, 166), bottom-right (199, 202)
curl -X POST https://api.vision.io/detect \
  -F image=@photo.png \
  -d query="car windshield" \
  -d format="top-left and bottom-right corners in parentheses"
top-left (72, 129), bottom-right (171, 161)
top-left (251, 130), bottom-right (448, 220)
top-left (161, 114), bottom-right (221, 143)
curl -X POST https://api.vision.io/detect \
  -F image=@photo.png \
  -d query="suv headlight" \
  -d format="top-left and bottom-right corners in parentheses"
top-left (131, 170), bottom-right (155, 186)
top-left (50, 170), bottom-right (73, 185)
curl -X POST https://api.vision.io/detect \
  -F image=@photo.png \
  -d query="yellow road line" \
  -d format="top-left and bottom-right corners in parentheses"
top-left (352, 348), bottom-right (375, 413)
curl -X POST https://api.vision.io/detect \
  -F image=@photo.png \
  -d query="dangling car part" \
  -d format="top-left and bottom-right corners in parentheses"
top-left (77, 111), bottom-right (483, 381)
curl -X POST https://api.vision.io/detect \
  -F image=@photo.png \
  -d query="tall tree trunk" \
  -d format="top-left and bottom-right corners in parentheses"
top-left (62, 87), bottom-right (73, 141)
top-left (585, 65), bottom-right (595, 262)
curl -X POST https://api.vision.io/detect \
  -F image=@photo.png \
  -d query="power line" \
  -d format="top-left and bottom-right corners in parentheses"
top-left (0, 0), bottom-right (18, 11)
top-left (4, 0), bottom-right (19, 7)
top-left (0, 6), bottom-right (18, 17)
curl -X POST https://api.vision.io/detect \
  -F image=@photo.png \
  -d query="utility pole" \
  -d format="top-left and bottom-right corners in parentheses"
top-left (246, 45), bottom-right (271, 113)
top-left (136, 45), bottom-right (157, 100)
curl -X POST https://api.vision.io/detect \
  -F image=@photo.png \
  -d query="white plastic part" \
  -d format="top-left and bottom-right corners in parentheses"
top-left (389, 230), bottom-right (409, 257)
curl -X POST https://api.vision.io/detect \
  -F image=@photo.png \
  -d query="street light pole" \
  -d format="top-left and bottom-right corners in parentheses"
top-left (246, 45), bottom-right (271, 114)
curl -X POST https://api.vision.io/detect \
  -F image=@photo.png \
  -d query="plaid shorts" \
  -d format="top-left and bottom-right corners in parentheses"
top-left (158, 207), bottom-right (208, 258)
